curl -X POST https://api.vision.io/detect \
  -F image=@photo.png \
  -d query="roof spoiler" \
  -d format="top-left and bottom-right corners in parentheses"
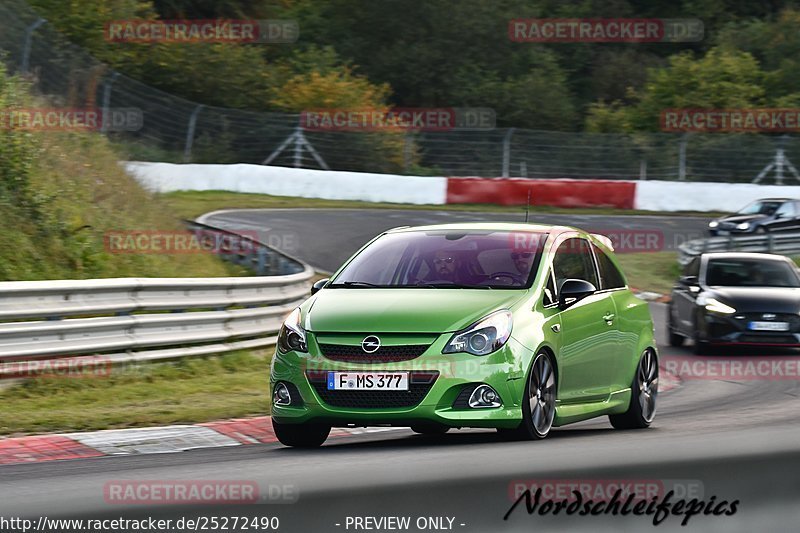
top-left (590, 233), bottom-right (614, 251)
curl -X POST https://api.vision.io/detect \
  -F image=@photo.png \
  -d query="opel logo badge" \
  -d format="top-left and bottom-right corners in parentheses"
top-left (361, 335), bottom-right (381, 353)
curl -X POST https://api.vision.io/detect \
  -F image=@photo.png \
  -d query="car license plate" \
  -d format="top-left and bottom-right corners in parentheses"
top-left (327, 371), bottom-right (409, 391)
top-left (716, 230), bottom-right (729, 235)
top-left (748, 321), bottom-right (790, 331)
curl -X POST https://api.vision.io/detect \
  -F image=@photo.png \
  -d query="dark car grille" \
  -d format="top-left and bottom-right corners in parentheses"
top-left (734, 313), bottom-right (800, 332)
top-left (318, 343), bottom-right (429, 363)
top-left (307, 371), bottom-right (438, 408)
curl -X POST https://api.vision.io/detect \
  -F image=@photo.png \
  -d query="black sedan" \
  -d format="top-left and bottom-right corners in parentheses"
top-left (708, 198), bottom-right (800, 235)
top-left (669, 252), bottom-right (800, 354)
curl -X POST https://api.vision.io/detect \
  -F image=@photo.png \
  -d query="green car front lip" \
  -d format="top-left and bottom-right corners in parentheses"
top-left (270, 335), bottom-right (532, 429)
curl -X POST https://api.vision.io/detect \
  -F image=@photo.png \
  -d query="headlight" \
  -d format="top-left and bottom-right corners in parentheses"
top-left (278, 308), bottom-right (307, 353)
top-left (443, 310), bottom-right (512, 356)
top-left (736, 222), bottom-right (750, 230)
top-left (704, 297), bottom-right (736, 315)
top-left (708, 221), bottom-right (719, 228)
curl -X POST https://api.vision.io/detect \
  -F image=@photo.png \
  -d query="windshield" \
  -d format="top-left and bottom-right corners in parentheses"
top-left (705, 259), bottom-right (800, 287)
top-left (736, 201), bottom-right (782, 216)
top-left (330, 230), bottom-right (548, 289)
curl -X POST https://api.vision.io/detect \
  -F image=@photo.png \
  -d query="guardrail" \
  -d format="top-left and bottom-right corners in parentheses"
top-left (0, 222), bottom-right (315, 378)
top-left (678, 232), bottom-right (800, 265)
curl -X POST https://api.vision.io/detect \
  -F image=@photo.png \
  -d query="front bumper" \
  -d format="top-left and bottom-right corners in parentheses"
top-left (699, 311), bottom-right (800, 346)
top-left (270, 333), bottom-right (533, 428)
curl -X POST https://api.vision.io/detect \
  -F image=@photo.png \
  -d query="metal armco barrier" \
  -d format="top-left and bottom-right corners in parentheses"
top-left (0, 225), bottom-right (314, 376)
top-left (678, 232), bottom-right (800, 265)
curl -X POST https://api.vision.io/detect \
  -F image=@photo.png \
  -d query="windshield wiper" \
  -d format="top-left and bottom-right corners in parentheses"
top-left (328, 281), bottom-right (385, 288)
top-left (410, 281), bottom-right (493, 289)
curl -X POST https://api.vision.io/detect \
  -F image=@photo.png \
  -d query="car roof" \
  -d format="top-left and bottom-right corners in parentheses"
top-left (752, 197), bottom-right (794, 202)
top-left (385, 222), bottom-right (577, 234)
top-left (701, 252), bottom-right (790, 262)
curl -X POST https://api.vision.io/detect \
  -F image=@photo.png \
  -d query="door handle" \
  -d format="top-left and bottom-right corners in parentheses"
top-left (603, 313), bottom-right (615, 324)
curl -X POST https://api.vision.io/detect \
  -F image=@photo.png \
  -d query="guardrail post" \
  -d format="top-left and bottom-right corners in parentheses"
top-left (767, 233), bottom-right (774, 253)
top-left (257, 248), bottom-right (267, 275)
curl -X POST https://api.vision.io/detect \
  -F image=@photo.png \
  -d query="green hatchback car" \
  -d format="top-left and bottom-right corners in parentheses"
top-left (270, 223), bottom-right (658, 447)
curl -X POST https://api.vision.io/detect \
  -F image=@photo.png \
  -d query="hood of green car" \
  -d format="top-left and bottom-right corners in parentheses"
top-left (305, 288), bottom-right (528, 333)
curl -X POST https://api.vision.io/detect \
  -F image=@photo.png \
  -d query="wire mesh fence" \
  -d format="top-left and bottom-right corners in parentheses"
top-left (2, 0), bottom-right (800, 183)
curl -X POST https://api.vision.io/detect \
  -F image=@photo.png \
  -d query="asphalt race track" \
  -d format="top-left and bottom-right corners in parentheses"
top-left (197, 208), bottom-right (711, 273)
top-left (2, 209), bottom-right (799, 533)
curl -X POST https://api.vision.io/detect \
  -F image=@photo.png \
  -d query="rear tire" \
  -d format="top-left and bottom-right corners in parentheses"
top-left (500, 351), bottom-right (556, 440)
top-left (609, 349), bottom-right (658, 429)
top-left (272, 420), bottom-right (330, 448)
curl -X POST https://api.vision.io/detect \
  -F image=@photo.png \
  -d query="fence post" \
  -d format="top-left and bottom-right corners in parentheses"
top-left (678, 135), bottom-right (687, 180)
top-left (502, 128), bottom-right (515, 178)
top-left (639, 159), bottom-right (647, 180)
top-left (404, 131), bottom-right (414, 171)
top-left (20, 18), bottom-right (45, 74)
top-left (183, 105), bottom-right (204, 163)
top-left (99, 72), bottom-right (120, 133)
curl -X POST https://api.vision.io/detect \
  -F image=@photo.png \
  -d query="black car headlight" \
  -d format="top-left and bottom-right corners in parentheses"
top-left (443, 310), bottom-right (512, 356)
top-left (278, 308), bottom-right (308, 353)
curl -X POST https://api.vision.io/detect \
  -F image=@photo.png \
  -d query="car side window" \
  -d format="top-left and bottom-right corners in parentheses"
top-left (776, 202), bottom-right (795, 218)
top-left (553, 238), bottom-right (599, 290)
top-left (543, 269), bottom-right (557, 306)
top-left (593, 244), bottom-right (626, 289)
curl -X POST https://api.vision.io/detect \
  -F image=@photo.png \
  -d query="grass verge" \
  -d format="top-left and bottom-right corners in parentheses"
top-left (0, 350), bottom-right (271, 436)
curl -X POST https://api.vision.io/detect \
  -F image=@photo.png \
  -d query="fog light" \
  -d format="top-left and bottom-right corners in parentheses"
top-left (468, 384), bottom-right (502, 408)
top-left (273, 382), bottom-right (292, 406)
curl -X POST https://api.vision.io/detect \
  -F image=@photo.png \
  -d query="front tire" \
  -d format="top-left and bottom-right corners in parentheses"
top-left (667, 306), bottom-right (685, 347)
top-left (500, 351), bottom-right (556, 440)
top-left (272, 420), bottom-right (330, 448)
top-left (610, 349), bottom-right (658, 429)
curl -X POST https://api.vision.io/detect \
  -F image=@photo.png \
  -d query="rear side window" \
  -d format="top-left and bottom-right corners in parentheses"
top-left (553, 238), bottom-right (599, 290)
top-left (593, 244), bottom-right (626, 289)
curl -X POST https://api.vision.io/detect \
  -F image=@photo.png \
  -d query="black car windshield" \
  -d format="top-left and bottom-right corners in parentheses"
top-left (330, 230), bottom-right (548, 289)
top-left (736, 200), bottom-right (783, 216)
top-left (705, 259), bottom-right (800, 287)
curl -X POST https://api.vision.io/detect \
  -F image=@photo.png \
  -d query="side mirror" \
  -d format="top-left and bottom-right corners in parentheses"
top-left (558, 279), bottom-right (597, 309)
top-left (311, 278), bottom-right (329, 295)
top-left (679, 275), bottom-right (698, 287)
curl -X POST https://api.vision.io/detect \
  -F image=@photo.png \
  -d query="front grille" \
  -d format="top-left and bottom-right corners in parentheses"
top-left (318, 343), bottom-right (429, 363)
top-left (307, 371), bottom-right (438, 408)
top-left (737, 313), bottom-right (800, 331)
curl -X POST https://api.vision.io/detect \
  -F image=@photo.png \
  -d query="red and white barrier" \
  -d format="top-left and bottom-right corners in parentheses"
top-left (125, 163), bottom-right (800, 212)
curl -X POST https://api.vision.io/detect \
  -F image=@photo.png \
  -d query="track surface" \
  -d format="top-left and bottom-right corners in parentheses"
top-left (198, 208), bottom-right (711, 273)
top-left (2, 209), bottom-right (798, 533)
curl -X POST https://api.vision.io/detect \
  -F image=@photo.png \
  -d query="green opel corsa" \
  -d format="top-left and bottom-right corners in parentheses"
top-left (270, 223), bottom-right (658, 447)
